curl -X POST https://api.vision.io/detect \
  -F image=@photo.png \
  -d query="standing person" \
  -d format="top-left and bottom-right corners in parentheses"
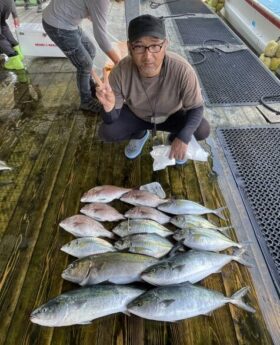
top-left (94, 14), bottom-right (210, 164)
top-left (23, 0), bottom-right (43, 13)
top-left (42, 0), bottom-right (120, 113)
top-left (0, 0), bottom-right (24, 70)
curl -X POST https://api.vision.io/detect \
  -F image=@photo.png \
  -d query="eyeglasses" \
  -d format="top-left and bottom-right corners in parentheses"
top-left (131, 42), bottom-right (165, 54)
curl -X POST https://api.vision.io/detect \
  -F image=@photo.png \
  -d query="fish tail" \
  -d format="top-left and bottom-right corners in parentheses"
top-left (229, 287), bottom-right (256, 313)
top-left (232, 249), bottom-right (254, 267)
top-left (213, 207), bottom-right (227, 220)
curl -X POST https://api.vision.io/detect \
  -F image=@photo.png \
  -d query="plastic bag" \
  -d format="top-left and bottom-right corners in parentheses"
top-left (150, 136), bottom-right (209, 171)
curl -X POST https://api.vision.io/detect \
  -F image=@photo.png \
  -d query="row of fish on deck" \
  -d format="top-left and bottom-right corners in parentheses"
top-left (30, 185), bottom-right (255, 327)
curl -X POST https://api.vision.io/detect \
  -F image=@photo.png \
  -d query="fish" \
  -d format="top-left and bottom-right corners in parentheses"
top-left (61, 237), bottom-right (116, 258)
top-left (80, 203), bottom-right (125, 222)
top-left (112, 219), bottom-right (173, 238)
top-left (141, 249), bottom-right (251, 285)
top-left (0, 160), bottom-right (12, 171)
top-left (173, 227), bottom-right (242, 252)
top-left (62, 252), bottom-right (158, 286)
top-left (59, 214), bottom-right (114, 238)
top-left (158, 200), bottom-right (226, 219)
top-left (125, 206), bottom-right (171, 224)
top-left (114, 233), bottom-right (174, 258)
top-left (30, 284), bottom-right (146, 327)
top-left (80, 185), bottom-right (131, 203)
top-left (120, 190), bottom-right (165, 208)
top-left (127, 283), bottom-right (255, 322)
top-left (171, 214), bottom-right (231, 231)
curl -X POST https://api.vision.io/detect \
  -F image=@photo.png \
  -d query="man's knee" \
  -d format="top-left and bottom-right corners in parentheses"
top-left (194, 118), bottom-right (210, 141)
top-left (99, 123), bottom-right (119, 142)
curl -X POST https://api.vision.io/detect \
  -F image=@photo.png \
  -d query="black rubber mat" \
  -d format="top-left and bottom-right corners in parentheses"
top-left (217, 126), bottom-right (280, 294)
top-left (186, 49), bottom-right (280, 106)
top-left (175, 18), bottom-right (243, 45)
top-left (167, 0), bottom-right (213, 14)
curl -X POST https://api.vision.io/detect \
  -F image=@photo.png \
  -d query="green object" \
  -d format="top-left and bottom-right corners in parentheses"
top-left (13, 45), bottom-right (24, 61)
top-left (4, 55), bottom-right (24, 70)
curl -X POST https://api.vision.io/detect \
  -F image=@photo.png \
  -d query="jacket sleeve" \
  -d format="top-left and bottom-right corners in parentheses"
top-left (87, 0), bottom-right (113, 53)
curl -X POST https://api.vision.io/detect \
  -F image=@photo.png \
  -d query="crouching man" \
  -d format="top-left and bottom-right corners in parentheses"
top-left (95, 14), bottom-right (210, 164)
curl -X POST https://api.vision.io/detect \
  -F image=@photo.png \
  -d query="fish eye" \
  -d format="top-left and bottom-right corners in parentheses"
top-left (137, 301), bottom-right (143, 307)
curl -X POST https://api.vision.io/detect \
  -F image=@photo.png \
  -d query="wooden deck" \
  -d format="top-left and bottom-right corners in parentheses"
top-left (0, 2), bottom-right (279, 345)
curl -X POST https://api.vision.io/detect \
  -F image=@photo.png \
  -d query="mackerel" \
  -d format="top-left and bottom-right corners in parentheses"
top-left (158, 199), bottom-right (226, 219)
top-left (61, 237), bottom-right (116, 258)
top-left (112, 219), bottom-right (173, 238)
top-left (62, 252), bottom-right (158, 286)
top-left (141, 249), bottom-right (251, 285)
top-left (30, 285), bottom-right (146, 327)
top-left (127, 283), bottom-right (255, 322)
top-left (114, 233), bottom-right (173, 258)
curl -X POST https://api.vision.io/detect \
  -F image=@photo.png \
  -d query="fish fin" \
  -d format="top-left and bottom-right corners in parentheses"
top-left (232, 248), bottom-right (254, 268)
top-left (230, 287), bottom-right (256, 313)
top-left (213, 207), bottom-right (227, 220)
top-left (78, 320), bottom-right (92, 325)
top-left (219, 226), bottom-right (233, 232)
top-left (160, 299), bottom-right (176, 308)
top-left (171, 264), bottom-right (186, 272)
top-left (168, 241), bottom-right (185, 257)
top-left (123, 311), bottom-right (131, 316)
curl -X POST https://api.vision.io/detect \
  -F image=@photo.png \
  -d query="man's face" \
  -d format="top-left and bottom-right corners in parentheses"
top-left (128, 36), bottom-right (167, 77)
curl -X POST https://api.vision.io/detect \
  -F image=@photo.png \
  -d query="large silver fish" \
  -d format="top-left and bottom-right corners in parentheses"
top-left (62, 252), bottom-right (158, 286)
top-left (127, 283), bottom-right (255, 322)
top-left (114, 233), bottom-right (173, 258)
top-left (141, 249), bottom-right (251, 285)
top-left (173, 227), bottom-right (242, 251)
top-left (125, 206), bottom-right (171, 224)
top-left (80, 203), bottom-right (125, 222)
top-left (120, 190), bottom-right (165, 208)
top-left (61, 237), bottom-right (116, 258)
top-left (112, 219), bottom-right (173, 238)
top-left (59, 214), bottom-right (113, 238)
top-left (80, 185), bottom-right (131, 203)
top-left (171, 214), bottom-right (231, 231)
top-left (158, 200), bottom-right (226, 219)
top-left (30, 285), bottom-right (146, 327)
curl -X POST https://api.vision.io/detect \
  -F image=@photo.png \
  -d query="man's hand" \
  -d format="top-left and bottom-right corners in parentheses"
top-left (169, 138), bottom-right (188, 161)
top-left (13, 17), bottom-right (20, 28)
top-left (91, 68), bottom-right (115, 112)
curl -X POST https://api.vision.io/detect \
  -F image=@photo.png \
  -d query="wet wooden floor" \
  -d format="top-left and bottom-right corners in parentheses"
top-left (0, 3), bottom-right (280, 345)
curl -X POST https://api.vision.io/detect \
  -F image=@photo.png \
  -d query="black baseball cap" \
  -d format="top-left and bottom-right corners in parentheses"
top-left (128, 14), bottom-right (166, 42)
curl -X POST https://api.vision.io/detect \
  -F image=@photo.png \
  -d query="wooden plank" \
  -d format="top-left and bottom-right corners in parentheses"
top-left (0, 113), bottom-right (76, 345)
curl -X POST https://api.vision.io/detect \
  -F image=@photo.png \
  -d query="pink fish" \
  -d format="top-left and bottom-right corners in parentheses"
top-left (80, 203), bottom-right (125, 222)
top-left (81, 185), bottom-right (131, 203)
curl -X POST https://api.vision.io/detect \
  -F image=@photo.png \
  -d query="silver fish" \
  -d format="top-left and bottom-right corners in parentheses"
top-left (80, 185), bottom-right (131, 203)
top-left (62, 252), bottom-right (158, 286)
top-left (59, 214), bottom-right (113, 238)
top-left (30, 285), bottom-right (146, 327)
top-left (61, 237), bottom-right (116, 258)
top-left (173, 227), bottom-right (242, 251)
top-left (158, 200), bottom-right (226, 219)
top-left (171, 214), bottom-right (231, 231)
top-left (141, 249), bottom-right (251, 285)
top-left (114, 233), bottom-right (173, 258)
top-left (125, 206), bottom-right (171, 224)
top-left (112, 219), bottom-right (173, 238)
top-left (127, 283), bottom-right (255, 322)
top-left (80, 203), bottom-right (125, 222)
top-left (120, 190), bottom-right (165, 208)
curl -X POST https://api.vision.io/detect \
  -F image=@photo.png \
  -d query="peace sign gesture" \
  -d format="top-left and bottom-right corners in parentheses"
top-left (91, 69), bottom-right (115, 112)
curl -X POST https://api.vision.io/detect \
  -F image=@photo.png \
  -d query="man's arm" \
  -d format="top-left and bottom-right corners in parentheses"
top-left (87, 0), bottom-right (120, 64)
